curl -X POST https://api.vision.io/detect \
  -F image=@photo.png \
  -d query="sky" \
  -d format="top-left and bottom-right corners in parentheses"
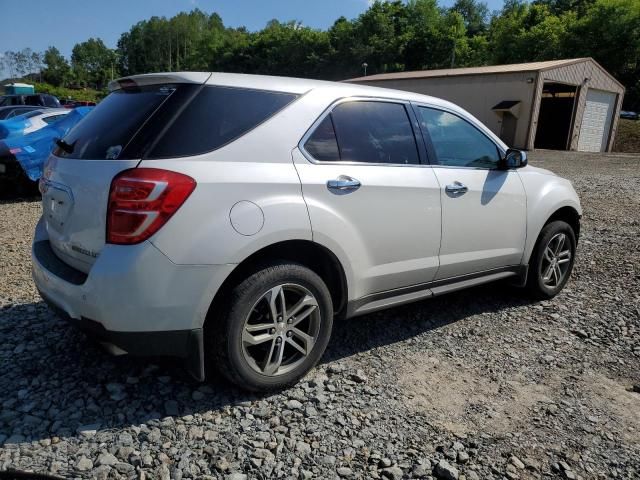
top-left (0, 0), bottom-right (504, 76)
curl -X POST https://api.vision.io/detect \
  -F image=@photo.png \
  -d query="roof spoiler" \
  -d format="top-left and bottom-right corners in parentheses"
top-left (108, 72), bottom-right (212, 92)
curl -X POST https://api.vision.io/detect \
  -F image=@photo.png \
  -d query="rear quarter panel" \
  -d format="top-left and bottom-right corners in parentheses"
top-left (142, 91), bottom-right (334, 266)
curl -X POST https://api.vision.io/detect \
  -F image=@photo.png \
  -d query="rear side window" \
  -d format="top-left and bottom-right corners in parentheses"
top-left (146, 86), bottom-right (297, 159)
top-left (305, 101), bottom-right (419, 165)
top-left (304, 115), bottom-right (340, 162)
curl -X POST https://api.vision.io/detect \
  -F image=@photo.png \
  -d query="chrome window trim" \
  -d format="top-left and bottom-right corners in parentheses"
top-left (298, 96), bottom-right (427, 168)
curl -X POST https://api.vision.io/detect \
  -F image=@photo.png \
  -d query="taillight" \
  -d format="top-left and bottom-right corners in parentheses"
top-left (107, 168), bottom-right (196, 245)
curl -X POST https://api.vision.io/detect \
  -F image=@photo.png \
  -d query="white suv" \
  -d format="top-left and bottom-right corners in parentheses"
top-left (32, 73), bottom-right (581, 391)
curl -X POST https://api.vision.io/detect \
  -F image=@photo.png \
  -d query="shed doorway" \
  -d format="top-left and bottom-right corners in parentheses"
top-left (534, 82), bottom-right (578, 150)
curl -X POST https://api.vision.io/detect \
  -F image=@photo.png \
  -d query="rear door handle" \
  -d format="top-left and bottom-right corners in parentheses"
top-left (445, 181), bottom-right (468, 195)
top-left (327, 176), bottom-right (361, 193)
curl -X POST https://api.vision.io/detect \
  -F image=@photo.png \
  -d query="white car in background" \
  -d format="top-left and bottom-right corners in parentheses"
top-left (32, 73), bottom-right (582, 391)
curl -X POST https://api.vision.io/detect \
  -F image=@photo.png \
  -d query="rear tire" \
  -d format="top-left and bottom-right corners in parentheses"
top-left (526, 220), bottom-right (576, 299)
top-left (209, 262), bottom-right (333, 391)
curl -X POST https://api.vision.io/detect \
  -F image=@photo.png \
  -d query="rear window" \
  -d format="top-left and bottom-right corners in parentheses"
top-left (55, 84), bottom-right (182, 160)
top-left (55, 84), bottom-right (297, 160)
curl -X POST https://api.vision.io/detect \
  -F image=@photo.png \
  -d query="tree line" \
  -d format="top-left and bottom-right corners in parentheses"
top-left (2, 0), bottom-right (639, 109)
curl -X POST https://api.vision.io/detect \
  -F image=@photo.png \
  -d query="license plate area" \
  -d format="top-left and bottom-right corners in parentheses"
top-left (43, 182), bottom-right (74, 232)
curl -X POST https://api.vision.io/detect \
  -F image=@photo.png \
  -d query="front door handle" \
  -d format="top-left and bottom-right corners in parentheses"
top-left (327, 176), bottom-right (361, 193)
top-left (445, 181), bottom-right (468, 195)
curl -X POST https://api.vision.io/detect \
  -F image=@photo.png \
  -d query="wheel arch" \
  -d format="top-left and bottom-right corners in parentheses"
top-left (545, 205), bottom-right (581, 240)
top-left (524, 204), bottom-right (581, 266)
top-left (204, 239), bottom-right (349, 326)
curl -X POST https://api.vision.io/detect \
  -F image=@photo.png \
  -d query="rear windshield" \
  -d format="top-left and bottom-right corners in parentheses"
top-left (55, 84), bottom-right (180, 160)
top-left (55, 84), bottom-right (298, 160)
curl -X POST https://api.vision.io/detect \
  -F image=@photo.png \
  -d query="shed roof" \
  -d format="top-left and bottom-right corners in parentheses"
top-left (347, 58), bottom-right (601, 82)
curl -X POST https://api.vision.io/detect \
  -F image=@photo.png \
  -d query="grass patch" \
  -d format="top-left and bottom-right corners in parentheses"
top-left (614, 119), bottom-right (640, 153)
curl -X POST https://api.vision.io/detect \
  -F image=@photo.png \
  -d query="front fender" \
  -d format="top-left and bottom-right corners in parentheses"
top-left (519, 167), bottom-right (582, 263)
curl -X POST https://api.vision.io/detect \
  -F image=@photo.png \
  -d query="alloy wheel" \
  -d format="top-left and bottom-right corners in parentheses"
top-left (241, 283), bottom-right (321, 376)
top-left (541, 232), bottom-right (572, 288)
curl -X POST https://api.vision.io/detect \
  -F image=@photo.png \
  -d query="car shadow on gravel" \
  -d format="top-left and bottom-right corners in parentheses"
top-left (0, 284), bottom-right (535, 444)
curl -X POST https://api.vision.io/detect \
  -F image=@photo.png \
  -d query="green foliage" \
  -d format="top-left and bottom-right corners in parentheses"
top-left (71, 38), bottom-right (116, 89)
top-left (613, 119), bottom-right (640, 153)
top-left (32, 82), bottom-right (103, 102)
top-left (42, 47), bottom-right (71, 86)
top-left (4, 0), bottom-right (639, 109)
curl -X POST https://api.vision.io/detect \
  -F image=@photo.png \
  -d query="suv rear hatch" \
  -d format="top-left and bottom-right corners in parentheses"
top-left (41, 73), bottom-right (210, 273)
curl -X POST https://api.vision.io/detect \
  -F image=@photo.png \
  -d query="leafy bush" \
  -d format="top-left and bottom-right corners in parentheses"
top-left (32, 82), bottom-right (105, 102)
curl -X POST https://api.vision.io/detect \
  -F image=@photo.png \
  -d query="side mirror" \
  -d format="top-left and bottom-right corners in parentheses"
top-left (502, 148), bottom-right (528, 169)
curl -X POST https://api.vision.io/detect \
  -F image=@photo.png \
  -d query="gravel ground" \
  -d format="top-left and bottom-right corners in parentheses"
top-left (1, 150), bottom-right (639, 480)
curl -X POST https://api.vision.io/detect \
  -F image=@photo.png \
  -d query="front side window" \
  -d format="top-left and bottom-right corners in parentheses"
top-left (418, 107), bottom-right (500, 168)
top-left (304, 101), bottom-right (419, 165)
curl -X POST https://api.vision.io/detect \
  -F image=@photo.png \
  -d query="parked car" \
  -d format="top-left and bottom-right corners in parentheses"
top-left (61, 99), bottom-right (97, 109)
top-left (620, 110), bottom-right (639, 120)
top-left (0, 105), bottom-right (44, 120)
top-left (0, 108), bottom-right (70, 139)
top-left (0, 93), bottom-right (60, 108)
top-left (32, 73), bottom-right (582, 391)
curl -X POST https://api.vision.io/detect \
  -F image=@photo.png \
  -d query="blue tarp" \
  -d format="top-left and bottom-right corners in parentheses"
top-left (0, 115), bottom-right (35, 140)
top-left (4, 107), bottom-right (92, 181)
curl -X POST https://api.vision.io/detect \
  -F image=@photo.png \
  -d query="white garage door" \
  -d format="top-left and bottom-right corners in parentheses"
top-left (578, 89), bottom-right (617, 152)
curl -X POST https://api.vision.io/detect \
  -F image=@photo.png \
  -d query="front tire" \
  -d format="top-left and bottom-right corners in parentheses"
top-left (527, 220), bottom-right (577, 299)
top-left (210, 262), bottom-right (333, 391)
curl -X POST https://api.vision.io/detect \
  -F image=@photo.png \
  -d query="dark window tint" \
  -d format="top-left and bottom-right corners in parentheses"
top-left (418, 107), bottom-right (500, 168)
top-left (24, 95), bottom-right (42, 106)
top-left (0, 96), bottom-right (22, 106)
top-left (330, 101), bottom-right (419, 165)
top-left (304, 115), bottom-right (340, 161)
top-left (147, 86), bottom-right (297, 158)
top-left (42, 95), bottom-right (60, 107)
top-left (55, 84), bottom-right (180, 159)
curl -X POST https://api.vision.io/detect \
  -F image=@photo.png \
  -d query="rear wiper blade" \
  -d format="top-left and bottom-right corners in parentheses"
top-left (55, 138), bottom-right (74, 154)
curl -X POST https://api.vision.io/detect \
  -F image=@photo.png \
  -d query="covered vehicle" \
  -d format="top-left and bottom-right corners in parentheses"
top-left (0, 105), bottom-right (44, 120)
top-left (0, 109), bottom-right (70, 140)
top-left (0, 107), bottom-right (92, 196)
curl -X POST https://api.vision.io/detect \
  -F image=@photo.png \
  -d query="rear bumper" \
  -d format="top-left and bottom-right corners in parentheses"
top-left (41, 291), bottom-right (205, 379)
top-left (32, 217), bottom-right (236, 380)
